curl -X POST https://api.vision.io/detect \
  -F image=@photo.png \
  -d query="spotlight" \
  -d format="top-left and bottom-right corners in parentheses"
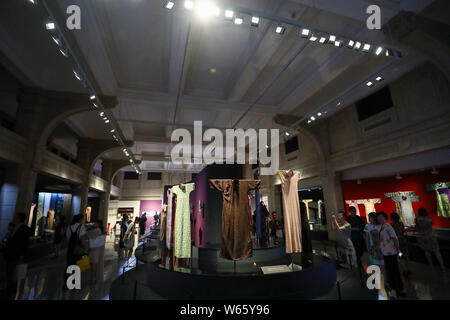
top-left (317, 112), bottom-right (322, 116)
top-left (307, 120), bottom-right (312, 124)
top-left (59, 47), bottom-right (69, 58)
top-left (110, 129), bottom-right (115, 133)
top-left (337, 102), bottom-right (341, 106)
top-left (164, 1), bottom-right (175, 9)
top-left (184, 0), bottom-right (194, 10)
top-left (366, 81), bottom-right (374, 87)
top-left (328, 35), bottom-right (336, 43)
top-left (234, 16), bottom-right (243, 25)
top-left (105, 120), bottom-right (110, 124)
top-left (301, 28), bottom-right (310, 38)
top-left (285, 132), bottom-right (290, 136)
top-left (347, 40), bottom-right (355, 48)
top-left (29, 0), bottom-right (36, 4)
top-left (52, 35), bottom-right (61, 46)
top-left (375, 46), bottom-right (383, 56)
top-left (362, 44), bottom-right (371, 52)
top-left (224, 9), bottom-right (234, 20)
top-left (129, 159), bottom-right (133, 163)
top-left (92, 103), bottom-right (98, 108)
top-left (100, 112), bottom-right (105, 117)
top-left (309, 34), bottom-right (318, 42)
top-left (45, 21), bottom-right (56, 30)
top-left (310, 116), bottom-right (316, 121)
top-left (73, 69), bottom-right (82, 81)
top-left (90, 94), bottom-right (96, 100)
top-left (251, 16), bottom-right (259, 27)
top-left (334, 40), bottom-right (342, 47)
top-left (275, 25), bottom-right (285, 34)
top-left (196, 1), bottom-right (220, 18)
top-left (376, 76), bottom-right (384, 81)
top-left (385, 49), bottom-right (394, 57)
top-left (319, 36), bottom-right (327, 44)
top-left (354, 42), bottom-right (362, 50)
top-left (265, 145), bottom-right (269, 149)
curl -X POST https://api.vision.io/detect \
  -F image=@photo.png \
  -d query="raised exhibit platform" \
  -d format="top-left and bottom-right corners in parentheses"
top-left (110, 240), bottom-right (337, 300)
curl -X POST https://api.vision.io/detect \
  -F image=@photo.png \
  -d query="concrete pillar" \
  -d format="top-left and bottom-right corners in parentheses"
top-left (320, 171), bottom-right (345, 241)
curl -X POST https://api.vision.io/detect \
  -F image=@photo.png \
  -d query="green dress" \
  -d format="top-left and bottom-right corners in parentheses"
top-left (173, 183), bottom-right (195, 258)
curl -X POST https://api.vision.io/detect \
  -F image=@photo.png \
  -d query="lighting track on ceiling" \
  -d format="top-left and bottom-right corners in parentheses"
top-left (163, 0), bottom-right (403, 59)
top-left (30, 0), bottom-right (140, 174)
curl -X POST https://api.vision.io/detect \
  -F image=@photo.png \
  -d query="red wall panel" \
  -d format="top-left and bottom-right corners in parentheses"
top-left (342, 167), bottom-right (450, 228)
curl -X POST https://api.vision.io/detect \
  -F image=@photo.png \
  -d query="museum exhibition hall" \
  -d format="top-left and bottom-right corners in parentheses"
top-left (0, 0), bottom-right (449, 305)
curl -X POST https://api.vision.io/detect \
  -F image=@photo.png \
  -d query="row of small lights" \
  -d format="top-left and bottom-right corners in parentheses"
top-left (306, 75), bottom-right (385, 124)
top-left (28, 0), bottom-right (139, 173)
top-left (163, 0), bottom-right (402, 59)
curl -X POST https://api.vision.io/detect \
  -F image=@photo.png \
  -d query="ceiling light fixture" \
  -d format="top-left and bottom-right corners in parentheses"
top-left (52, 35), bottom-right (61, 46)
top-left (92, 103), bottom-right (98, 108)
top-left (319, 36), bottom-right (327, 44)
top-left (251, 16), bottom-right (259, 27)
top-left (376, 76), bottom-right (384, 81)
top-left (224, 9), bottom-right (234, 20)
top-left (347, 40), bottom-right (355, 48)
top-left (275, 25), bottom-right (285, 34)
top-left (328, 35), bottom-right (336, 43)
top-left (73, 69), bottom-right (82, 81)
top-left (301, 28), bottom-right (310, 38)
top-left (45, 21), bottom-right (55, 30)
top-left (362, 44), bottom-right (371, 52)
top-left (334, 40), bottom-right (342, 47)
top-left (375, 46), bottom-right (383, 56)
top-left (366, 81), bottom-right (374, 87)
top-left (184, 0), bottom-right (194, 10)
top-left (90, 94), bottom-right (96, 100)
top-left (234, 16), bottom-right (243, 25)
top-left (354, 42), bottom-right (362, 50)
top-left (59, 47), bottom-right (69, 58)
top-left (310, 116), bottom-right (316, 121)
top-left (164, 1), bottom-right (175, 9)
top-left (309, 34), bottom-right (318, 42)
top-left (385, 49), bottom-right (394, 57)
top-left (110, 129), bottom-right (115, 133)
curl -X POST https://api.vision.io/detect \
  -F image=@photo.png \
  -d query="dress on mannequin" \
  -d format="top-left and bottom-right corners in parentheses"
top-left (301, 199), bottom-right (313, 221)
top-left (356, 198), bottom-right (381, 222)
top-left (210, 179), bottom-right (261, 260)
top-left (166, 188), bottom-right (174, 249)
top-left (345, 200), bottom-right (361, 216)
top-left (426, 182), bottom-right (450, 218)
top-left (437, 188), bottom-right (450, 217)
top-left (386, 192), bottom-right (419, 228)
top-left (317, 200), bottom-right (323, 219)
top-left (277, 170), bottom-right (302, 254)
top-left (172, 183), bottom-right (195, 258)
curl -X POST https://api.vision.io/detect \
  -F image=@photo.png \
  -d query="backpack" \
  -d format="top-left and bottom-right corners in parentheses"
top-left (68, 224), bottom-right (85, 259)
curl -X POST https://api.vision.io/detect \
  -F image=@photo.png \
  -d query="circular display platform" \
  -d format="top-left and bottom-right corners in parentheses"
top-left (126, 241), bottom-right (337, 300)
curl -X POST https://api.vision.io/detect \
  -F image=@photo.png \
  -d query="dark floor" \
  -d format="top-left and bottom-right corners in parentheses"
top-left (2, 238), bottom-right (449, 300)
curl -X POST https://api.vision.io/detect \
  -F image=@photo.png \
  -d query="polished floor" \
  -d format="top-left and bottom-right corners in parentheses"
top-left (4, 239), bottom-right (450, 300)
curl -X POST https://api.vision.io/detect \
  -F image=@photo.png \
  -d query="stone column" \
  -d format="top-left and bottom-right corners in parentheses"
top-left (320, 171), bottom-right (345, 241)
